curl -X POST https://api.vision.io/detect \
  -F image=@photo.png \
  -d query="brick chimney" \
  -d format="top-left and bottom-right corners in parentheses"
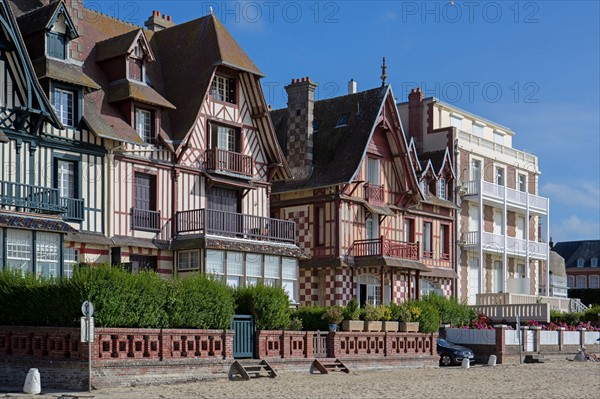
top-left (144, 10), bottom-right (175, 32)
top-left (408, 87), bottom-right (425, 151)
top-left (284, 77), bottom-right (318, 180)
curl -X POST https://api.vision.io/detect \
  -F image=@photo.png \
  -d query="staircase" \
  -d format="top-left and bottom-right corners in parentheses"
top-left (231, 360), bottom-right (277, 380)
top-left (569, 298), bottom-right (589, 313)
top-left (312, 359), bottom-right (350, 374)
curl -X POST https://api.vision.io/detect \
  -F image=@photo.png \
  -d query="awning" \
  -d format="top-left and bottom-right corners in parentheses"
top-left (112, 235), bottom-right (170, 249)
top-left (67, 232), bottom-right (112, 245)
top-left (421, 266), bottom-right (459, 279)
top-left (0, 213), bottom-right (77, 233)
top-left (202, 172), bottom-right (256, 190)
top-left (352, 255), bottom-right (430, 272)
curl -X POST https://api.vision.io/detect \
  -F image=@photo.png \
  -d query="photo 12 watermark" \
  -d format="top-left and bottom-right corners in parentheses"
top-left (401, 81), bottom-right (540, 104)
top-left (400, 1), bottom-right (540, 24)
top-left (200, 1), bottom-right (340, 24)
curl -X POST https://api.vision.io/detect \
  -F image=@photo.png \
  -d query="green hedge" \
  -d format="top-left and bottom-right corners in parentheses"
top-left (234, 283), bottom-right (291, 330)
top-left (291, 307), bottom-right (328, 331)
top-left (421, 293), bottom-right (476, 327)
top-left (568, 289), bottom-right (600, 307)
top-left (0, 266), bottom-right (235, 329)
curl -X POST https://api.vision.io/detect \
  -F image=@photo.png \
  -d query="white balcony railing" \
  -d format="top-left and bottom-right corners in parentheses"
top-left (464, 180), bottom-right (548, 213)
top-left (463, 231), bottom-right (548, 260)
top-left (459, 130), bottom-right (537, 164)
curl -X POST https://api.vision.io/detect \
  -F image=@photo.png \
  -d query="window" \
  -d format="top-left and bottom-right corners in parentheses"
top-left (135, 108), bottom-right (154, 144)
top-left (264, 255), bottom-right (280, 287)
top-left (518, 174), bottom-right (527, 192)
top-left (56, 159), bottom-right (77, 199)
top-left (471, 159), bottom-right (481, 182)
top-left (496, 167), bottom-right (505, 186)
top-left (421, 279), bottom-right (443, 296)
top-left (567, 275), bottom-right (574, 288)
top-left (366, 215), bottom-right (379, 240)
top-left (494, 260), bottom-right (503, 292)
top-left (516, 263), bottom-right (526, 278)
top-left (473, 122), bottom-right (485, 137)
top-left (6, 230), bottom-right (33, 274)
top-left (450, 114), bottom-right (462, 130)
top-left (64, 247), bottom-right (78, 279)
top-left (423, 222), bottom-right (432, 258)
top-left (589, 275), bottom-right (599, 289)
top-left (315, 206), bottom-right (325, 247)
top-left (54, 88), bottom-right (75, 126)
top-left (493, 130), bottom-right (505, 145)
top-left (516, 216), bottom-right (525, 239)
top-left (591, 258), bottom-right (598, 268)
top-left (359, 275), bottom-right (381, 306)
top-left (206, 249), bottom-right (225, 276)
top-left (403, 218), bottom-right (415, 243)
top-left (211, 75), bottom-right (235, 103)
top-left (420, 179), bottom-right (428, 195)
top-left (226, 251), bottom-right (243, 288)
top-left (129, 255), bottom-right (157, 272)
top-left (282, 257), bottom-right (298, 302)
top-left (438, 178), bottom-right (446, 199)
top-left (134, 173), bottom-right (156, 212)
top-left (367, 158), bottom-right (380, 185)
top-left (336, 113), bottom-right (349, 127)
top-left (36, 232), bottom-right (60, 278)
top-left (246, 253), bottom-right (262, 287)
top-left (577, 259), bottom-right (584, 268)
top-left (129, 57), bottom-right (143, 82)
top-left (178, 250), bottom-right (200, 271)
top-left (47, 31), bottom-right (67, 59)
top-left (576, 275), bottom-right (587, 288)
top-left (493, 210), bottom-right (503, 235)
top-left (440, 224), bottom-right (450, 259)
top-left (210, 124), bottom-right (237, 152)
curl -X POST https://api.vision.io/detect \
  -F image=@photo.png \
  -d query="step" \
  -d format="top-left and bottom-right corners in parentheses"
top-left (312, 359), bottom-right (350, 374)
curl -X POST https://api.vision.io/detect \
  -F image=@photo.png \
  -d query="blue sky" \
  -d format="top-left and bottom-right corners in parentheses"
top-left (100, 0), bottom-right (600, 242)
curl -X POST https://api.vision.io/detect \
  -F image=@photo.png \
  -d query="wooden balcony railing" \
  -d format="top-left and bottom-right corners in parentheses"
top-left (176, 209), bottom-right (296, 244)
top-left (364, 183), bottom-right (384, 203)
top-left (348, 237), bottom-right (419, 260)
top-left (60, 197), bottom-right (84, 221)
top-left (205, 148), bottom-right (254, 177)
top-left (131, 208), bottom-right (161, 232)
top-left (0, 181), bottom-right (62, 214)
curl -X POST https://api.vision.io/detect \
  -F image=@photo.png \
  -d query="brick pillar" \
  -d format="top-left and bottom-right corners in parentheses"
top-left (256, 331), bottom-right (265, 359)
top-left (282, 331), bottom-right (290, 359)
top-left (305, 331), bottom-right (313, 358)
top-left (495, 325), bottom-right (507, 363)
top-left (326, 332), bottom-right (339, 358)
top-left (579, 328), bottom-right (586, 348)
top-left (223, 330), bottom-right (234, 359)
top-left (531, 326), bottom-right (542, 352)
top-left (557, 327), bottom-right (565, 352)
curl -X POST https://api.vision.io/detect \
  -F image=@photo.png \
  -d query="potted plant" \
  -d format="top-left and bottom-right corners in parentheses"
top-left (322, 305), bottom-right (344, 332)
top-left (398, 304), bottom-right (420, 332)
top-left (380, 305), bottom-right (398, 332)
top-left (363, 302), bottom-right (383, 332)
top-left (342, 298), bottom-right (363, 332)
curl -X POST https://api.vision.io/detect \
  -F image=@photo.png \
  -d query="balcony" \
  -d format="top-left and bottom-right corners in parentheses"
top-left (205, 148), bottom-right (254, 177)
top-left (0, 181), bottom-right (63, 214)
top-left (60, 197), bottom-right (84, 221)
top-left (463, 180), bottom-right (548, 214)
top-left (175, 209), bottom-right (296, 244)
top-left (458, 129), bottom-right (536, 165)
top-left (463, 231), bottom-right (548, 259)
top-left (364, 183), bottom-right (384, 203)
top-left (348, 237), bottom-right (419, 260)
top-left (131, 208), bottom-right (161, 232)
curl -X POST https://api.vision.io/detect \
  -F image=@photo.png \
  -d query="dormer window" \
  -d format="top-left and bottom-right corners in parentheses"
top-left (212, 75), bottom-right (236, 104)
top-left (128, 42), bottom-right (145, 82)
top-left (577, 258), bottom-right (584, 268)
top-left (336, 113), bottom-right (349, 127)
top-left (45, 8), bottom-right (78, 60)
top-left (438, 178), bottom-right (446, 199)
top-left (47, 31), bottom-right (67, 59)
top-left (135, 107), bottom-right (155, 144)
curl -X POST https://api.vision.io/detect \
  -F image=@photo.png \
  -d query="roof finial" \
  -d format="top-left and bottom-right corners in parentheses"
top-left (380, 57), bottom-right (387, 87)
top-left (209, 6), bottom-right (214, 14)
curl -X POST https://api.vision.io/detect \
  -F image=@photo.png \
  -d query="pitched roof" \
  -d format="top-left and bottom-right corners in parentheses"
top-left (271, 86), bottom-right (388, 192)
top-left (95, 29), bottom-right (144, 62)
top-left (32, 57), bottom-right (100, 89)
top-left (13, 0), bottom-right (60, 36)
top-left (107, 80), bottom-right (175, 109)
top-left (552, 240), bottom-right (600, 268)
top-left (81, 95), bottom-right (143, 145)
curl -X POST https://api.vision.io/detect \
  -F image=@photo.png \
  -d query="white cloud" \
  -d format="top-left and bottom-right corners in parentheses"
top-left (551, 215), bottom-right (600, 242)
top-left (542, 181), bottom-right (600, 210)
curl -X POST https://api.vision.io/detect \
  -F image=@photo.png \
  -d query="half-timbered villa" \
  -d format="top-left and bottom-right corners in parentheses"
top-left (270, 77), bottom-right (457, 306)
top-left (8, 0), bottom-right (303, 300)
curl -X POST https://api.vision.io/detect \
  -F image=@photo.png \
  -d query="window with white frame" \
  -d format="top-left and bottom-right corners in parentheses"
top-left (450, 114), bottom-right (462, 130)
top-left (365, 214), bottom-right (379, 242)
top-left (471, 159), bottom-right (481, 182)
top-left (359, 274), bottom-right (381, 306)
top-left (54, 88), bottom-right (75, 126)
top-left (577, 258), bottom-right (584, 268)
top-left (576, 275), bottom-right (587, 288)
top-left (211, 75), bottom-right (235, 103)
top-left (367, 158), bottom-right (380, 185)
top-left (56, 159), bottom-right (76, 199)
top-left (423, 222), bottom-right (432, 258)
top-left (589, 275), bottom-right (599, 289)
top-left (282, 257), bottom-right (298, 302)
top-left (246, 253), bottom-right (262, 286)
top-left (135, 108), bottom-right (153, 144)
top-left (493, 210), bottom-right (503, 235)
top-left (591, 258), bottom-right (598, 268)
top-left (438, 178), bottom-right (446, 199)
top-left (518, 174), bottom-right (527, 192)
top-left (567, 275), bottom-right (574, 288)
top-left (226, 251), bottom-right (243, 287)
top-left (178, 250), bottom-right (200, 271)
top-left (496, 167), bottom-right (505, 186)
top-left (264, 255), bottom-right (280, 287)
top-left (473, 122), bottom-right (485, 137)
top-left (210, 124), bottom-right (237, 152)
top-left (420, 279), bottom-right (443, 296)
top-left (6, 230), bottom-right (33, 274)
top-left (206, 249), bottom-right (225, 277)
top-left (64, 247), bottom-right (78, 279)
top-left (493, 130), bottom-right (505, 145)
top-left (36, 232), bottom-right (60, 278)
top-left (516, 263), bottom-right (526, 279)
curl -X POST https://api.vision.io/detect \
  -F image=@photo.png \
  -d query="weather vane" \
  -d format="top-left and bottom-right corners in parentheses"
top-left (381, 57), bottom-right (387, 87)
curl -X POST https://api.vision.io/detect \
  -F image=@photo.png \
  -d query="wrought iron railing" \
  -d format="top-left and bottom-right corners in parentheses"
top-left (176, 208), bottom-right (296, 244)
top-left (205, 148), bottom-right (254, 177)
top-left (131, 208), bottom-right (161, 232)
top-left (348, 237), bottom-right (419, 260)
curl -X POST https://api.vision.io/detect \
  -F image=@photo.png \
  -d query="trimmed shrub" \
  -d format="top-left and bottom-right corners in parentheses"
top-left (413, 301), bottom-right (441, 333)
top-left (322, 306), bottom-right (344, 324)
top-left (583, 305), bottom-right (600, 322)
top-left (343, 297), bottom-right (360, 320)
top-left (290, 307), bottom-right (328, 331)
top-left (421, 293), bottom-right (476, 327)
top-left (234, 283), bottom-right (291, 330)
top-left (362, 302), bottom-right (382, 321)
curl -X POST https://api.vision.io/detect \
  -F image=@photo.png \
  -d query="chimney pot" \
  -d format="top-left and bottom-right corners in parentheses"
top-left (167, 15), bottom-right (172, 21)
top-left (348, 78), bottom-right (357, 94)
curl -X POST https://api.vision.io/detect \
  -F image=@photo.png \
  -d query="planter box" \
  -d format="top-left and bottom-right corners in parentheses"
top-left (364, 321), bottom-right (383, 332)
top-left (342, 320), bottom-right (364, 332)
top-left (399, 322), bottom-right (419, 332)
top-left (382, 321), bottom-right (399, 332)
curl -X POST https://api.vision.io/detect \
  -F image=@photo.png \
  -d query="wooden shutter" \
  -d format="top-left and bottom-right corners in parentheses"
top-left (134, 173), bottom-right (155, 211)
top-left (207, 186), bottom-right (239, 213)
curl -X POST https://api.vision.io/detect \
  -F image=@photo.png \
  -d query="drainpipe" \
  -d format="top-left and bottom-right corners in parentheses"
top-left (106, 143), bottom-right (123, 246)
top-left (453, 139), bottom-right (459, 300)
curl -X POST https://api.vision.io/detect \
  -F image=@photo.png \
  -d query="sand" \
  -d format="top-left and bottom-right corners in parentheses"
top-left (77, 358), bottom-right (600, 399)
top-left (3, 358), bottom-right (600, 399)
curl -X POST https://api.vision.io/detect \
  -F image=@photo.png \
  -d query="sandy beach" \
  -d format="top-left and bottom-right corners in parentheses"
top-left (3, 358), bottom-right (599, 399)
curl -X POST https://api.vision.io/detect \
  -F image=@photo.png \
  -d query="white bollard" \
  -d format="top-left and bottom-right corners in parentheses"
top-left (488, 355), bottom-right (497, 366)
top-left (23, 368), bottom-right (41, 394)
top-left (461, 358), bottom-right (470, 369)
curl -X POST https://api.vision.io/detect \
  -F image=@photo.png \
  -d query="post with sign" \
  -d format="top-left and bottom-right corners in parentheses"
top-left (516, 312), bottom-right (522, 364)
top-left (81, 301), bottom-right (94, 391)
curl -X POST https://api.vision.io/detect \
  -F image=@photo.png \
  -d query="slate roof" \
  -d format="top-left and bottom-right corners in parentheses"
top-left (552, 240), bottom-right (600, 268)
top-left (32, 57), bottom-right (100, 89)
top-left (0, 213), bottom-right (77, 233)
top-left (13, 0), bottom-right (59, 35)
top-left (107, 80), bottom-right (175, 109)
top-left (271, 86), bottom-right (388, 192)
top-left (95, 29), bottom-right (142, 62)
